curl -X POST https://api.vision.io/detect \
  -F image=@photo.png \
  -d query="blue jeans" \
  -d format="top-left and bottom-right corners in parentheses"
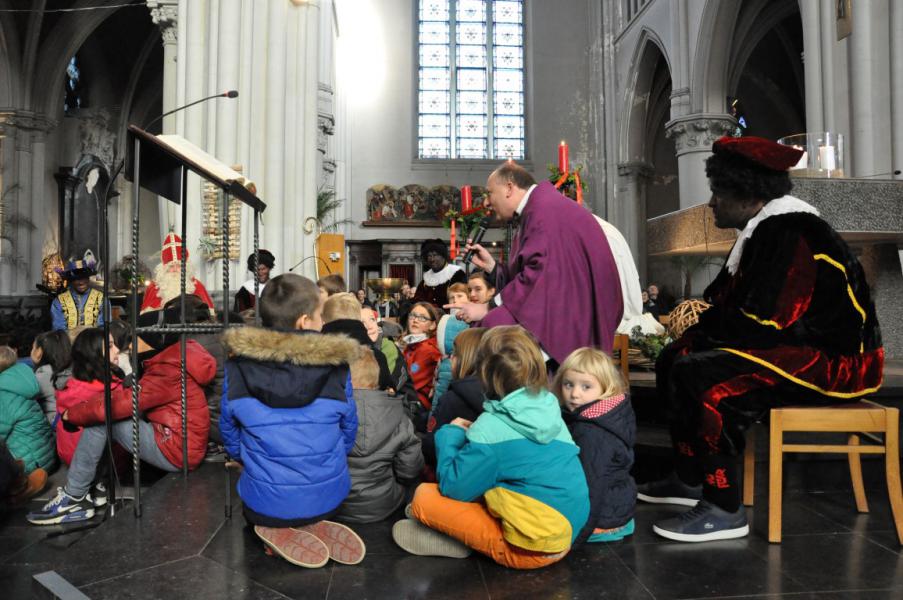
top-left (66, 420), bottom-right (178, 498)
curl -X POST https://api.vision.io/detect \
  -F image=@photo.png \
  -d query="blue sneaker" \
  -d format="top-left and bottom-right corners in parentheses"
top-left (27, 487), bottom-right (96, 525)
top-left (652, 501), bottom-right (748, 542)
top-left (587, 518), bottom-right (635, 542)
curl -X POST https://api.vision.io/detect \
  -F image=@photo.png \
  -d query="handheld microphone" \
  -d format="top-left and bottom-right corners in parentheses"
top-left (463, 216), bottom-right (492, 266)
top-left (142, 90), bottom-right (239, 131)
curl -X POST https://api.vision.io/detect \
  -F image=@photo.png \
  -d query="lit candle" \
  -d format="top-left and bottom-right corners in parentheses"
top-left (791, 146), bottom-right (808, 170)
top-left (558, 140), bottom-right (569, 173)
top-left (450, 220), bottom-right (457, 260)
top-left (461, 186), bottom-right (472, 212)
top-left (818, 145), bottom-right (836, 171)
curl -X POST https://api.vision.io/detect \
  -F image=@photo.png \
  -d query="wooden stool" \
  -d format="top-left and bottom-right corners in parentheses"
top-left (742, 400), bottom-right (903, 544)
top-left (613, 333), bottom-right (630, 384)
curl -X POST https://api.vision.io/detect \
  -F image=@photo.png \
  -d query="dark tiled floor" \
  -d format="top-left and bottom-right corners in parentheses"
top-left (3, 456), bottom-right (903, 600)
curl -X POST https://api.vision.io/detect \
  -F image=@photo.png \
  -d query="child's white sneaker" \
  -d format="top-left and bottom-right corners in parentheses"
top-left (392, 518), bottom-right (472, 558)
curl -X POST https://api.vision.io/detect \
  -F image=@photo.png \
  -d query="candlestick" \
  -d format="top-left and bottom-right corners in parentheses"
top-left (461, 186), bottom-right (472, 212)
top-left (558, 140), bottom-right (569, 174)
top-left (450, 220), bottom-right (457, 260)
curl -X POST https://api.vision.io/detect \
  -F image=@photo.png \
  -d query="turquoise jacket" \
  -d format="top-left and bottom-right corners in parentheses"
top-left (435, 387), bottom-right (589, 552)
top-left (432, 315), bottom-right (469, 404)
top-left (0, 363), bottom-right (57, 473)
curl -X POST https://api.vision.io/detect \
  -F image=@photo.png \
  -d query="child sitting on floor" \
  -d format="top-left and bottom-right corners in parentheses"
top-left (30, 330), bottom-right (72, 424)
top-left (0, 346), bottom-right (56, 481)
top-left (554, 347), bottom-right (636, 543)
top-left (337, 349), bottom-right (423, 523)
top-left (393, 325), bottom-right (589, 570)
top-left (467, 270), bottom-right (496, 305)
top-left (220, 274), bottom-right (366, 568)
top-left (446, 282), bottom-right (469, 307)
top-left (401, 302), bottom-right (442, 431)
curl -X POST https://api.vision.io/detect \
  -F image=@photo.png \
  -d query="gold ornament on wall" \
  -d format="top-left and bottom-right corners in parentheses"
top-left (200, 165), bottom-right (245, 260)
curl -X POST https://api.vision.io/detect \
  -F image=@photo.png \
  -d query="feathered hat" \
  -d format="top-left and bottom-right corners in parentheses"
top-left (59, 250), bottom-right (97, 281)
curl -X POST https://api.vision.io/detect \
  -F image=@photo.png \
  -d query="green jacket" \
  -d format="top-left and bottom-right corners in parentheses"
top-left (0, 363), bottom-right (57, 473)
top-left (435, 387), bottom-right (589, 553)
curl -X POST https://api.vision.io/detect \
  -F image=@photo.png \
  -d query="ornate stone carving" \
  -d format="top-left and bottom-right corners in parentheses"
top-left (78, 109), bottom-right (116, 167)
top-left (665, 114), bottom-right (736, 156)
top-left (317, 113), bottom-right (335, 155)
top-left (147, 0), bottom-right (178, 45)
top-left (617, 160), bottom-right (654, 179)
top-left (0, 111), bottom-right (56, 151)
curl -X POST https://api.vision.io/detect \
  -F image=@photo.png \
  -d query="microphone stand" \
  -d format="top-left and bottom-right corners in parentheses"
top-left (142, 91), bottom-right (238, 131)
top-left (288, 254), bottom-right (333, 275)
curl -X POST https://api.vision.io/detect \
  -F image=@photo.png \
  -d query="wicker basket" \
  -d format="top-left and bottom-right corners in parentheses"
top-left (666, 299), bottom-right (712, 339)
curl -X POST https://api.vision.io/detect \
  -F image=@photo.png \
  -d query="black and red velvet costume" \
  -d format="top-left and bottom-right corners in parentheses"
top-left (657, 208), bottom-right (884, 508)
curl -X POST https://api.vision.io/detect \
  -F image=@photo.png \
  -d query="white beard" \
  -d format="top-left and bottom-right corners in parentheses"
top-left (152, 260), bottom-right (198, 304)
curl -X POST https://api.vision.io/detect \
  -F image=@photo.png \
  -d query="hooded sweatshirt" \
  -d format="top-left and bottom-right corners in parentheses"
top-left (435, 387), bottom-right (589, 553)
top-left (220, 327), bottom-right (360, 527)
top-left (337, 388), bottom-right (424, 523)
top-left (0, 363), bottom-right (57, 473)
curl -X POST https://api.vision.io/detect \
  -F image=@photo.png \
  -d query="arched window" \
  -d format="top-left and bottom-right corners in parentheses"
top-left (418, 0), bottom-right (525, 160)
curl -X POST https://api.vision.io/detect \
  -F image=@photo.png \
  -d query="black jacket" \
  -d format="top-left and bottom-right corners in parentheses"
top-left (321, 319), bottom-right (396, 391)
top-left (562, 394), bottom-right (636, 543)
top-left (422, 376), bottom-right (484, 466)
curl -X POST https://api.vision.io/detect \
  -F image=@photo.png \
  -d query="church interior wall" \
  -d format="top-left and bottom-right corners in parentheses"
top-left (339, 0), bottom-right (594, 245)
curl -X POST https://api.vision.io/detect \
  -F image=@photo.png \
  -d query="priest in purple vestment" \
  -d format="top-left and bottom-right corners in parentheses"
top-left (453, 163), bottom-right (623, 363)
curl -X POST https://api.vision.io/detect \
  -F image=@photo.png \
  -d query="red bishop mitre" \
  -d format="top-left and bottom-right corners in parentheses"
top-left (712, 136), bottom-right (805, 172)
top-left (161, 232), bottom-right (188, 264)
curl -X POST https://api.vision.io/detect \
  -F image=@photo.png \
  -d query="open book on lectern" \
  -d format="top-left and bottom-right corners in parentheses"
top-left (154, 135), bottom-right (253, 190)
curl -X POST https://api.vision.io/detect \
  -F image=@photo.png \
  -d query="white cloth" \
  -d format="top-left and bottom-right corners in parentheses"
top-left (241, 278), bottom-right (268, 297)
top-left (422, 263), bottom-right (462, 287)
top-left (592, 215), bottom-right (664, 335)
top-left (725, 195), bottom-right (819, 275)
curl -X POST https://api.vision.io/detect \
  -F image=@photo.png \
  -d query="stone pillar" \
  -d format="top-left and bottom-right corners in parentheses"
top-left (148, 0), bottom-right (179, 236)
top-left (0, 111), bottom-right (56, 295)
top-left (800, 1), bottom-right (824, 133)
top-left (891, 0), bottom-right (903, 180)
top-left (615, 161), bottom-right (652, 280)
top-left (665, 114), bottom-right (735, 209)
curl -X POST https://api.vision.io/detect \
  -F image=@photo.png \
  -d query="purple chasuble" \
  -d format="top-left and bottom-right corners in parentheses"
top-left (481, 182), bottom-right (623, 362)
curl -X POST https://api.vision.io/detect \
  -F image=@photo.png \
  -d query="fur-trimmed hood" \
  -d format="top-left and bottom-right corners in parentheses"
top-left (223, 326), bottom-right (361, 409)
top-left (223, 326), bottom-right (362, 366)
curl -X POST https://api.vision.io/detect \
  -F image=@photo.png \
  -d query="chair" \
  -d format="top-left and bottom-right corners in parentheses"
top-left (742, 400), bottom-right (903, 544)
top-left (612, 333), bottom-right (630, 385)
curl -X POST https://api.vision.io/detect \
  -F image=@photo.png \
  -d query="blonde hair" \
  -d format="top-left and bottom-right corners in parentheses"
top-left (452, 327), bottom-right (487, 379)
top-left (477, 326), bottom-right (546, 399)
top-left (323, 292), bottom-right (362, 323)
top-left (350, 348), bottom-right (380, 390)
top-left (552, 347), bottom-right (626, 406)
top-left (0, 346), bottom-right (16, 372)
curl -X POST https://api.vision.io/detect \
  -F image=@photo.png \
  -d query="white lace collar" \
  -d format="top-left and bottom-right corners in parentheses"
top-left (726, 195), bottom-right (819, 275)
top-left (422, 263), bottom-right (462, 287)
top-left (241, 279), bottom-right (268, 296)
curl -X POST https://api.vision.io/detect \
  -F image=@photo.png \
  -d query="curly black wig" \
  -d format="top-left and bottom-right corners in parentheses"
top-left (705, 148), bottom-right (794, 203)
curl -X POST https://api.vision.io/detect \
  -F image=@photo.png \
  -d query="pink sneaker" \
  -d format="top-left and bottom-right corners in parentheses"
top-left (254, 526), bottom-right (329, 568)
top-left (293, 520), bottom-right (366, 565)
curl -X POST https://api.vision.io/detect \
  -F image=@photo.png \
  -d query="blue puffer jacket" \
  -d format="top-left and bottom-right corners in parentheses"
top-left (220, 327), bottom-right (361, 527)
top-left (432, 315), bottom-right (469, 404)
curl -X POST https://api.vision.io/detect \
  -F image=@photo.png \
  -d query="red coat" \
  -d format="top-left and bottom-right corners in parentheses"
top-left (403, 337), bottom-right (441, 409)
top-left (67, 341), bottom-right (216, 469)
top-left (55, 378), bottom-right (123, 465)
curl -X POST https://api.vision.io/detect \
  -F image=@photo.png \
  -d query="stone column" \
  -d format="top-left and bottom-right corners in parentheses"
top-left (891, 0), bottom-right (903, 180)
top-left (800, 1), bottom-right (824, 133)
top-left (615, 160), bottom-right (652, 280)
top-left (0, 111), bottom-right (55, 295)
top-left (665, 114), bottom-right (735, 209)
top-left (148, 0), bottom-right (179, 236)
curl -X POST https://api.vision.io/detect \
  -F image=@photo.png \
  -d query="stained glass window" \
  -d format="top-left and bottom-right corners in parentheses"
top-left (417, 0), bottom-right (525, 160)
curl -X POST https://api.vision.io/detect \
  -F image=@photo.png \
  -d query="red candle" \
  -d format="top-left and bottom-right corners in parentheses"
top-left (461, 186), bottom-right (472, 212)
top-left (558, 140), bottom-right (569, 174)
top-left (450, 219), bottom-right (457, 260)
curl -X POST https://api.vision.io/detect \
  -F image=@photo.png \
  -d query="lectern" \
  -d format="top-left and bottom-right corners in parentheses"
top-left (124, 125), bottom-right (266, 517)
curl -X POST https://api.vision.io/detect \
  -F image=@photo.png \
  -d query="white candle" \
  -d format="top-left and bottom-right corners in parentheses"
top-left (791, 148), bottom-right (808, 170)
top-left (819, 145), bottom-right (836, 171)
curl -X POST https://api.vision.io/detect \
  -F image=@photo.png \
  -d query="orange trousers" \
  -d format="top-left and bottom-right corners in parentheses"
top-left (411, 483), bottom-right (568, 570)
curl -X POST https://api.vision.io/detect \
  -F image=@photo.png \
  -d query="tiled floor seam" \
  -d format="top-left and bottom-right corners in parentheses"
top-left (605, 540), bottom-right (659, 600)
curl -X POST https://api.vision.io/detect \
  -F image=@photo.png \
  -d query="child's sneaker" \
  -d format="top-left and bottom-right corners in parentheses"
top-left (204, 442), bottom-right (226, 463)
top-left (587, 518), bottom-right (635, 543)
top-left (293, 520), bottom-right (366, 565)
top-left (89, 481), bottom-right (108, 507)
top-left (254, 526), bottom-right (329, 568)
top-left (392, 518), bottom-right (472, 558)
top-left (26, 487), bottom-right (95, 525)
top-left (8, 468), bottom-right (48, 506)
top-left (404, 503), bottom-right (414, 519)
